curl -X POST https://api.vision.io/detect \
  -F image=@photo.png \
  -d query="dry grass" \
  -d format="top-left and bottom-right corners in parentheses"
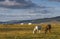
top-left (0, 22), bottom-right (60, 39)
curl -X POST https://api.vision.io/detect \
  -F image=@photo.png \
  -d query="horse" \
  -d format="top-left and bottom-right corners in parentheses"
top-left (33, 25), bottom-right (42, 34)
top-left (45, 24), bottom-right (52, 34)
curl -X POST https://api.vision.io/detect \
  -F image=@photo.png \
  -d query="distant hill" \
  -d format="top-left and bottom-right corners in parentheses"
top-left (0, 16), bottom-right (60, 24)
top-left (17, 16), bottom-right (60, 23)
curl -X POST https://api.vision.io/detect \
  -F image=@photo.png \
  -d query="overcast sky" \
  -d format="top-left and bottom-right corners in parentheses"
top-left (0, 0), bottom-right (60, 22)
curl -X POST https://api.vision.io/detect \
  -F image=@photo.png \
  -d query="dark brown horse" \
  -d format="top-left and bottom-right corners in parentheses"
top-left (45, 24), bottom-right (51, 34)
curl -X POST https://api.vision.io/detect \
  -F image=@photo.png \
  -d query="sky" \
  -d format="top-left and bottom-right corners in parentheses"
top-left (0, 0), bottom-right (60, 22)
top-left (32, 0), bottom-right (60, 7)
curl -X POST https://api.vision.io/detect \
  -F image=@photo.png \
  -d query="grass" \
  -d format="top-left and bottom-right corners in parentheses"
top-left (0, 22), bottom-right (60, 39)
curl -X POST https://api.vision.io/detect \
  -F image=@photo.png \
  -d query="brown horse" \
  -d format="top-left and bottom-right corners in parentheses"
top-left (45, 24), bottom-right (51, 34)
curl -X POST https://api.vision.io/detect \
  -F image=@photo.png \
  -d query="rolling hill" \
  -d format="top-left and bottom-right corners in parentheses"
top-left (0, 16), bottom-right (60, 24)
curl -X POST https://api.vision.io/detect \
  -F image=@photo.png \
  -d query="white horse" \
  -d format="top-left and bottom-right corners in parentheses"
top-left (33, 25), bottom-right (42, 34)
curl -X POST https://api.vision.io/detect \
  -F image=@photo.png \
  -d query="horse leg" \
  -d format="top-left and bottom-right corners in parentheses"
top-left (45, 29), bottom-right (48, 34)
top-left (33, 29), bottom-right (37, 34)
top-left (49, 29), bottom-right (51, 33)
top-left (39, 30), bottom-right (41, 33)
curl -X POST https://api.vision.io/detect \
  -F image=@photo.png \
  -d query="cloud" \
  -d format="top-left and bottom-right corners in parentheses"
top-left (0, 0), bottom-right (5, 1)
top-left (0, 6), bottom-right (56, 21)
top-left (0, 0), bottom-right (36, 9)
top-left (48, 0), bottom-right (60, 2)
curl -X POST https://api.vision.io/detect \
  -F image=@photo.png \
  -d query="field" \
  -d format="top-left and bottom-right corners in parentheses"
top-left (0, 22), bottom-right (60, 39)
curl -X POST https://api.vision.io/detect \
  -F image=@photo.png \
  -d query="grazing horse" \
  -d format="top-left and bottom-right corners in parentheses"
top-left (33, 25), bottom-right (42, 34)
top-left (45, 24), bottom-right (51, 34)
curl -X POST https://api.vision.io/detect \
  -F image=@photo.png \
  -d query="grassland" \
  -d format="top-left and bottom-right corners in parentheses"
top-left (0, 22), bottom-right (60, 39)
